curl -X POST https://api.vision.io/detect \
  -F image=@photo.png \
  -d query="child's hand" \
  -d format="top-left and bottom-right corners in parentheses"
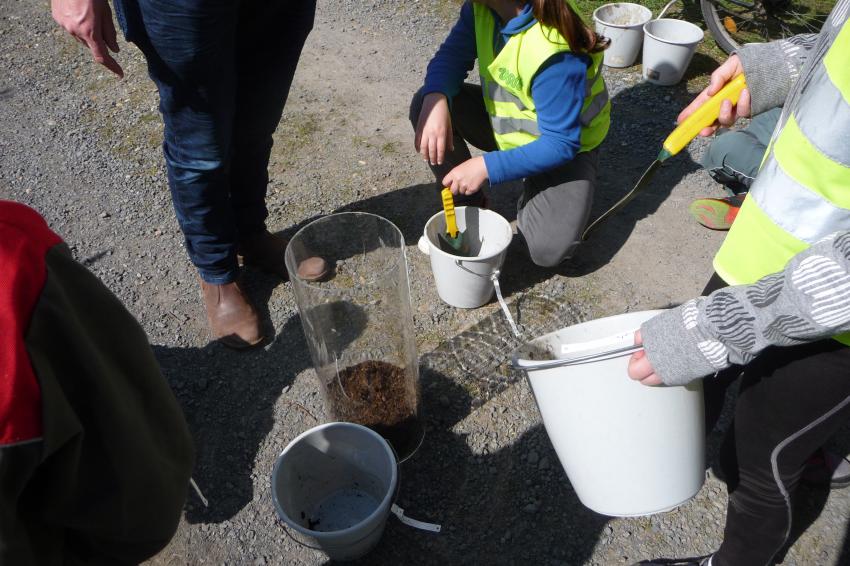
top-left (414, 93), bottom-right (454, 166)
top-left (627, 330), bottom-right (662, 386)
top-left (677, 55), bottom-right (749, 137)
top-left (442, 156), bottom-right (488, 196)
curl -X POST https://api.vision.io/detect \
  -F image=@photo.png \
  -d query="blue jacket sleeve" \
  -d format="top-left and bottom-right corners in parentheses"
top-left (484, 53), bottom-right (587, 185)
top-left (422, 2), bottom-right (477, 99)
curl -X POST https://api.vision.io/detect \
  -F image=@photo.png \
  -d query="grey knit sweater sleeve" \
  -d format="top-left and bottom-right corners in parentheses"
top-left (736, 34), bottom-right (818, 115)
top-left (641, 231), bottom-right (850, 386)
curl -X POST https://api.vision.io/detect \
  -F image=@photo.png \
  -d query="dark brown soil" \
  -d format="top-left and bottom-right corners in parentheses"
top-left (326, 360), bottom-right (423, 459)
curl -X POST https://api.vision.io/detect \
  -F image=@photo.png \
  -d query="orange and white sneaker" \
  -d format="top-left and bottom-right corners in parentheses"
top-left (688, 194), bottom-right (745, 230)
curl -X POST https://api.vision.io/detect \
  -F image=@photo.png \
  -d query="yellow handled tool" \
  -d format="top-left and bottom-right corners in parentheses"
top-left (582, 74), bottom-right (748, 240)
top-left (441, 188), bottom-right (459, 238)
top-left (660, 74), bottom-right (748, 160)
top-left (438, 188), bottom-right (471, 256)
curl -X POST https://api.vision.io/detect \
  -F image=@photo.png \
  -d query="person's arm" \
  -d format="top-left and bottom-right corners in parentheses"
top-left (736, 33), bottom-right (818, 115)
top-left (676, 31), bottom-right (818, 137)
top-left (421, 2), bottom-right (477, 100)
top-left (630, 231), bottom-right (850, 386)
top-left (483, 53), bottom-right (586, 185)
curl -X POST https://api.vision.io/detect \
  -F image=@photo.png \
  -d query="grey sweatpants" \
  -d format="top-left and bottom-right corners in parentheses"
top-left (700, 107), bottom-right (781, 196)
top-left (410, 84), bottom-right (599, 267)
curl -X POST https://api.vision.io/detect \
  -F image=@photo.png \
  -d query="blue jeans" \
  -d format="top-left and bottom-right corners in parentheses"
top-left (113, 0), bottom-right (317, 283)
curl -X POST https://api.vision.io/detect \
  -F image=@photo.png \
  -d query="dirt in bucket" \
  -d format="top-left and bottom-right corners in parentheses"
top-left (326, 360), bottom-right (423, 458)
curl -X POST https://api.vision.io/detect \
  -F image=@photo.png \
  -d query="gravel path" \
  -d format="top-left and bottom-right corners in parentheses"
top-left (2, 0), bottom-right (850, 564)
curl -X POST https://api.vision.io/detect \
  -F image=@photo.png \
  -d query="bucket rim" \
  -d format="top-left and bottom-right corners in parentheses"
top-left (642, 18), bottom-right (704, 46)
top-left (592, 3), bottom-right (652, 28)
top-left (423, 207), bottom-right (512, 262)
top-left (511, 309), bottom-right (666, 371)
top-left (271, 421), bottom-right (398, 541)
top-left (284, 211), bottom-right (407, 291)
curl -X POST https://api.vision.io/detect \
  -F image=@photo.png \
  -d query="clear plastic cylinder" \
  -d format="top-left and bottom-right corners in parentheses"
top-left (284, 213), bottom-right (423, 460)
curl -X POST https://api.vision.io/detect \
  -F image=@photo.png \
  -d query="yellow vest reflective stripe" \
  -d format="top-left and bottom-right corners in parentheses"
top-left (473, 4), bottom-right (610, 152)
top-left (714, 20), bottom-right (850, 344)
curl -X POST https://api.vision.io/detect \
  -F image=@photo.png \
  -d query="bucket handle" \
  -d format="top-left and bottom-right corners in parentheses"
top-left (452, 261), bottom-right (522, 338)
top-left (656, 0), bottom-right (681, 19)
top-left (511, 343), bottom-right (644, 372)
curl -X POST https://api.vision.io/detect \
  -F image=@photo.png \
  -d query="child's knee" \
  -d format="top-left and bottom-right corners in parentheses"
top-left (525, 235), bottom-right (578, 267)
top-left (701, 130), bottom-right (742, 171)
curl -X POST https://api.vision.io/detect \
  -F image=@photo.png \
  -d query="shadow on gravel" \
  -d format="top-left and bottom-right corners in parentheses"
top-left (278, 78), bottom-right (705, 303)
top-left (335, 365), bottom-right (608, 565)
top-left (152, 270), bottom-right (367, 525)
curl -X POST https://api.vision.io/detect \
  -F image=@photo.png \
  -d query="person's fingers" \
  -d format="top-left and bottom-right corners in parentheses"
top-left (426, 137), bottom-right (437, 165)
top-left (102, 10), bottom-right (120, 53)
top-left (677, 88), bottom-right (710, 124)
top-left (699, 124), bottom-right (718, 137)
top-left (717, 99), bottom-right (734, 128)
top-left (640, 374), bottom-right (663, 386)
top-left (737, 88), bottom-right (751, 118)
top-left (85, 35), bottom-right (123, 77)
top-left (627, 350), bottom-right (646, 379)
top-left (634, 329), bottom-right (643, 345)
top-left (442, 174), bottom-right (457, 194)
top-left (436, 134), bottom-right (445, 166)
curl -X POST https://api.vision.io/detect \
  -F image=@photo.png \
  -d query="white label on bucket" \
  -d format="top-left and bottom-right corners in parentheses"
top-left (391, 504), bottom-right (441, 533)
top-left (560, 329), bottom-right (638, 356)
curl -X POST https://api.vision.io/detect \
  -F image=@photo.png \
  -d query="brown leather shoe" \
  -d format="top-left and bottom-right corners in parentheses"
top-left (200, 280), bottom-right (263, 349)
top-left (238, 230), bottom-right (329, 281)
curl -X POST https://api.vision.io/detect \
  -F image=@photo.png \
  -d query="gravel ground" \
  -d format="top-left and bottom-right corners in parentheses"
top-left (3, 0), bottom-right (850, 564)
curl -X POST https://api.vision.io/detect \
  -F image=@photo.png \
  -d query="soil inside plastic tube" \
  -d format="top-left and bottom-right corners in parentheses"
top-left (327, 360), bottom-right (422, 458)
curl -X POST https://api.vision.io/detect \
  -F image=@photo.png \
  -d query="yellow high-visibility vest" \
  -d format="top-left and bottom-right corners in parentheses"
top-left (473, 3), bottom-right (609, 152)
top-left (714, 19), bottom-right (850, 344)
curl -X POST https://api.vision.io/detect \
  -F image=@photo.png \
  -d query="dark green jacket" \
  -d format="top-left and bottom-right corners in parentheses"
top-left (0, 201), bottom-right (194, 565)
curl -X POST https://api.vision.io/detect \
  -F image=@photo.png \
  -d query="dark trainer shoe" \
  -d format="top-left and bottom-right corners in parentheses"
top-left (201, 280), bottom-right (263, 349)
top-left (238, 230), bottom-right (329, 282)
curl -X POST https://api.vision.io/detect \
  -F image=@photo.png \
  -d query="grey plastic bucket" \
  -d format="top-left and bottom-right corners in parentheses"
top-left (272, 422), bottom-right (398, 562)
top-left (642, 18), bottom-right (704, 85)
top-left (593, 3), bottom-right (652, 68)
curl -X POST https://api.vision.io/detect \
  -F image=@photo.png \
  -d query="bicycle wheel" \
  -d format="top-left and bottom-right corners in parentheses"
top-left (700, 0), bottom-right (834, 53)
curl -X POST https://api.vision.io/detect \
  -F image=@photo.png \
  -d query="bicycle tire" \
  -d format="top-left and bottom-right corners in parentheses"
top-left (700, 0), bottom-right (741, 53)
top-left (701, 0), bottom-right (834, 54)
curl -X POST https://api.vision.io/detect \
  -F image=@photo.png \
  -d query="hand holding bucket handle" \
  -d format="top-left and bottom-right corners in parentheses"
top-left (627, 330), bottom-right (664, 386)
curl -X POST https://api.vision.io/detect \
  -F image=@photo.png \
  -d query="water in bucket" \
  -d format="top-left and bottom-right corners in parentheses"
top-left (272, 422), bottom-right (398, 561)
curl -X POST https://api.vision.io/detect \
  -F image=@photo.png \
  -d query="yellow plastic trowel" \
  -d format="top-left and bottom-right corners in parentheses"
top-left (581, 74), bottom-right (748, 240)
top-left (438, 188), bottom-right (472, 256)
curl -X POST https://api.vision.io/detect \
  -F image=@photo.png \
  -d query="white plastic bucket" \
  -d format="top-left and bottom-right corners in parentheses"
top-left (422, 207), bottom-right (512, 309)
top-left (642, 18), bottom-right (704, 85)
top-left (593, 3), bottom-right (652, 68)
top-left (272, 422), bottom-right (398, 561)
top-left (512, 310), bottom-right (705, 517)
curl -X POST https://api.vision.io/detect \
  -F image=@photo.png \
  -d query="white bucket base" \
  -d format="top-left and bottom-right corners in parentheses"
top-left (514, 310), bottom-right (705, 517)
top-left (423, 207), bottom-right (512, 309)
top-left (593, 3), bottom-right (652, 68)
top-left (642, 19), bottom-right (704, 85)
top-left (272, 422), bottom-right (398, 561)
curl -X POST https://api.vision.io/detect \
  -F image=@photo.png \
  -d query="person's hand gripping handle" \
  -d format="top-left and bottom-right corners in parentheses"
top-left (662, 73), bottom-right (748, 159)
top-left (676, 55), bottom-right (749, 138)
